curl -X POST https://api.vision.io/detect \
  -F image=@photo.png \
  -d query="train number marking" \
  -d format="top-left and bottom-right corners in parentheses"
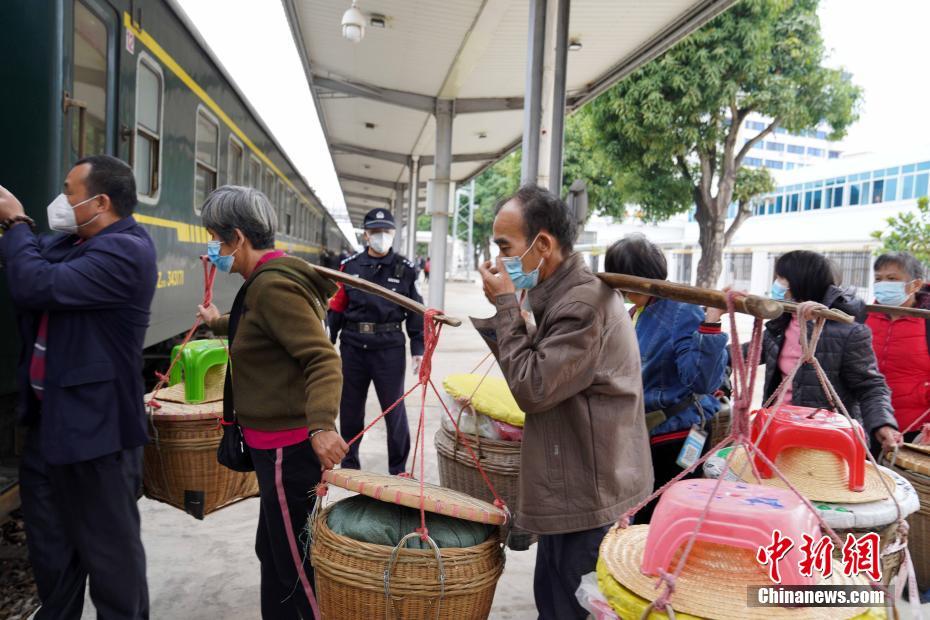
top-left (157, 270), bottom-right (185, 289)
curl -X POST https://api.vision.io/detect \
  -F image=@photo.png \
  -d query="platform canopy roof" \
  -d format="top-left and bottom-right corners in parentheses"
top-left (284, 0), bottom-right (737, 229)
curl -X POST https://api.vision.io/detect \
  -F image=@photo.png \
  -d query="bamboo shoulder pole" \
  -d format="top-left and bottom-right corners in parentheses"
top-left (313, 265), bottom-right (462, 327)
top-left (864, 303), bottom-right (930, 319)
top-left (596, 273), bottom-right (854, 324)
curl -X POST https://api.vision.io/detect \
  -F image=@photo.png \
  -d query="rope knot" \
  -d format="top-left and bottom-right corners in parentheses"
top-left (315, 482), bottom-right (329, 498)
top-left (417, 309), bottom-right (443, 385)
top-left (416, 526), bottom-right (429, 542)
top-left (396, 472), bottom-right (413, 479)
top-left (653, 568), bottom-right (677, 610)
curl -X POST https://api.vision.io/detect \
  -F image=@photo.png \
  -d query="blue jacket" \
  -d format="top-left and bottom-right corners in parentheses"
top-left (635, 297), bottom-right (729, 435)
top-left (0, 218), bottom-right (157, 464)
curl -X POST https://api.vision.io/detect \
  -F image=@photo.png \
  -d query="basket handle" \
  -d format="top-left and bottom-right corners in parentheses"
top-left (383, 532), bottom-right (446, 620)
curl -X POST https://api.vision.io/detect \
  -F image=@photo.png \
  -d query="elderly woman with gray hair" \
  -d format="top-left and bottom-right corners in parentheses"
top-left (195, 185), bottom-right (346, 618)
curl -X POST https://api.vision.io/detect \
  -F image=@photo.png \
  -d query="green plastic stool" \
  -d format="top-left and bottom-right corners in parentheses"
top-left (168, 339), bottom-right (228, 404)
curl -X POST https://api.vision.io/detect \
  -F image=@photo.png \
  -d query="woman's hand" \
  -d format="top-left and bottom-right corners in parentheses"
top-left (874, 425), bottom-right (903, 450)
top-left (704, 306), bottom-right (725, 324)
top-left (197, 303), bottom-right (220, 325)
top-left (311, 430), bottom-right (349, 469)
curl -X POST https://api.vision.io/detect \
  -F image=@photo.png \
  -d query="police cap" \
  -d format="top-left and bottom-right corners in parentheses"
top-left (363, 208), bottom-right (395, 230)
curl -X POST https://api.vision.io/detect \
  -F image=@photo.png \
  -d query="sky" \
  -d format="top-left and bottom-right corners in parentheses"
top-left (175, 0), bottom-right (930, 236)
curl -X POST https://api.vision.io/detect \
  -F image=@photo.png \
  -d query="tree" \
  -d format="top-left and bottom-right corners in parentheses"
top-left (871, 196), bottom-right (930, 265)
top-left (583, 0), bottom-right (861, 287)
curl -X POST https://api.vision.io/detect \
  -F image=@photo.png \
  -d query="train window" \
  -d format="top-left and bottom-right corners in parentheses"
top-left (249, 156), bottom-right (261, 188)
top-left (134, 54), bottom-right (163, 200)
top-left (227, 136), bottom-right (244, 185)
top-left (72, 0), bottom-right (110, 158)
top-left (194, 107), bottom-right (219, 213)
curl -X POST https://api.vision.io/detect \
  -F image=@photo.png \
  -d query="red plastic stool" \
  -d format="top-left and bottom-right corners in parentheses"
top-left (641, 479), bottom-right (820, 586)
top-left (750, 405), bottom-right (866, 491)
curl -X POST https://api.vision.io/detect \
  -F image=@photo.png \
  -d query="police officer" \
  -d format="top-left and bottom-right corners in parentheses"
top-left (328, 208), bottom-right (424, 474)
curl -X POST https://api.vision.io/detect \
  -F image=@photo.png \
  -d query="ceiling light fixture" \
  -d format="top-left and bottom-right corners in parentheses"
top-left (341, 1), bottom-right (366, 43)
top-left (364, 122), bottom-right (376, 129)
top-left (568, 39), bottom-right (583, 51)
top-left (369, 14), bottom-right (386, 29)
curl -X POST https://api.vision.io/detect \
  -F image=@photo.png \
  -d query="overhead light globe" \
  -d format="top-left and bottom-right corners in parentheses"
top-left (341, 1), bottom-right (366, 43)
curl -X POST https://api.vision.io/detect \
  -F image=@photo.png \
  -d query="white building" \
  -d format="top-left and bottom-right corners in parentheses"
top-left (583, 147), bottom-right (930, 301)
top-left (739, 113), bottom-right (844, 173)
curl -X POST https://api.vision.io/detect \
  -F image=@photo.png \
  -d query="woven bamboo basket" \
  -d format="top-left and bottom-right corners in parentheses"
top-left (833, 520), bottom-right (903, 586)
top-left (884, 445), bottom-right (930, 591)
top-left (143, 396), bottom-right (258, 519)
top-left (311, 470), bottom-right (506, 619)
top-left (434, 426), bottom-right (536, 548)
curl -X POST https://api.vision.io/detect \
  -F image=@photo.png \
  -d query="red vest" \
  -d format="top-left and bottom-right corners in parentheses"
top-left (866, 313), bottom-right (930, 431)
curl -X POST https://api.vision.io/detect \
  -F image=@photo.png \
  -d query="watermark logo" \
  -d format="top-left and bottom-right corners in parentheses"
top-left (756, 530), bottom-right (881, 584)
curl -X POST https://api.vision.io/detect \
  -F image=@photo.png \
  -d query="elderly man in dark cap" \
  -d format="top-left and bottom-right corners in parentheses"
top-left (327, 208), bottom-right (424, 474)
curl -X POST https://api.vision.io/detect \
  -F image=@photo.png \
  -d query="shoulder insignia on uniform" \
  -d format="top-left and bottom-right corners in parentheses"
top-left (341, 251), bottom-right (362, 266)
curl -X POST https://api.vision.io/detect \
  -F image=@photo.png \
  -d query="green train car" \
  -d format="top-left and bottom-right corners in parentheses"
top-left (0, 0), bottom-right (353, 457)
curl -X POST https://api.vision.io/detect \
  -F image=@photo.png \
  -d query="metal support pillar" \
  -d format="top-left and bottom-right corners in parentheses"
top-left (428, 99), bottom-right (454, 309)
top-left (547, 0), bottom-right (570, 194)
top-left (392, 186), bottom-right (404, 252)
top-left (467, 178), bottom-right (475, 278)
top-left (405, 156), bottom-right (420, 259)
top-left (521, 0), bottom-right (546, 186)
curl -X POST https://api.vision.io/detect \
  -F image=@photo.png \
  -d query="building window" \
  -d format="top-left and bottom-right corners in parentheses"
top-left (724, 253), bottom-right (753, 290)
top-left (227, 136), bottom-right (244, 185)
top-left (786, 162), bottom-right (796, 170)
top-left (775, 196), bottom-right (784, 213)
top-left (816, 130), bottom-right (828, 140)
top-left (765, 160), bottom-right (784, 170)
top-left (249, 156), bottom-right (261, 189)
top-left (807, 147), bottom-right (824, 157)
top-left (674, 254), bottom-right (693, 284)
top-left (789, 193), bottom-right (800, 212)
top-left (829, 151), bottom-right (841, 159)
top-left (746, 120), bottom-right (766, 131)
top-left (766, 142), bottom-right (785, 152)
top-left (849, 184), bottom-right (860, 206)
top-left (194, 108), bottom-right (219, 213)
top-left (745, 157), bottom-right (763, 167)
top-left (884, 177), bottom-right (898, 202)
top-left (787, 144), bottom-right (805, 154)
top-left (134, 55), bottom-right (162, 199)
top-left (824, 251), bottom-right (870, 298)
top-left (872, 179), bottom-right (884, 203)
top-left (832, 185), bottom-right (843, 208)
top-left (903, 175), bottom-right (915, 200)
top-left (916, 173), bottom-right (929, 198)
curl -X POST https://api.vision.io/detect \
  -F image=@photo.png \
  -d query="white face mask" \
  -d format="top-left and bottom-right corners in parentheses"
top-left (46, 193), bottom-right (101, 234)
top-left (368, 231), bottom-right (395, 255)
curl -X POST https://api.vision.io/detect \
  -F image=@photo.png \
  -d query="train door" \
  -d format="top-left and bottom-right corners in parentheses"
top-left (62, 0), bottom-right (119, 172)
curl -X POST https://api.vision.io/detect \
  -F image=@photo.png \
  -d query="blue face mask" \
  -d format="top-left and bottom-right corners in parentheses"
top-left (874, 281), bottom-right (910, 306)
top-left (207, 240), bottom-right (238, 273)
top-left (501, 236), bottom-right (543, 290)
top-left (770, 279), bottom-right (788, 301)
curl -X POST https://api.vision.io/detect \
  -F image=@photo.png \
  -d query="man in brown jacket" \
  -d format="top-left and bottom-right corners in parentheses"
top-left (476, 185), bottom-right (652, 619)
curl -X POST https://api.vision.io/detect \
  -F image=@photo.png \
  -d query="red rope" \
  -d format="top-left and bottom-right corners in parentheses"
top-left (146, 258), bottom-right (217, 409)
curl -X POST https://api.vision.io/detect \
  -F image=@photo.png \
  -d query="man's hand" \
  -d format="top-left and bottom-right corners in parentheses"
top-left (197, 303), bottom-right (221, 325)
top-left (0, 185), bottom-right (26, 221)
top-left (874, 425), bottom-right (903, 450)
top-left (411, 355), bottom-right (423, 375)
top-left (478, 257), bottom-right (516, 305)
top-left (310, 430), bottom-right (349, 470)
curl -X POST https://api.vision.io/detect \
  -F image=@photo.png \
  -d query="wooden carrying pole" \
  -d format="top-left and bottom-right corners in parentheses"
top-left (865, 303), bottom-right (930, 319)
top-left (596, 273), bottom-right (854, 324)
top-left (314, 265), bottom-right (462, 327)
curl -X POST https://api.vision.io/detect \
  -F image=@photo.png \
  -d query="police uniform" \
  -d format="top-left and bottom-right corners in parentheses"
top-left (327, 209), bottom-right (424, 474)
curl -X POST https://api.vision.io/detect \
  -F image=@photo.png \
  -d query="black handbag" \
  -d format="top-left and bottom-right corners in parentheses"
top-left (216, 281), bottom-right (254, 472)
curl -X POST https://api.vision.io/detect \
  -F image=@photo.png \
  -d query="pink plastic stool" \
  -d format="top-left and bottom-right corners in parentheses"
top-left (641, 479), bottom-right (821, 586)
top-left (751, 405), bottom-right (866, 491)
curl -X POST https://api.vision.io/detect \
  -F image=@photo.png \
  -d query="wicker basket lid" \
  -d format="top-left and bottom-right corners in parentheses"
top-left (892, 444), bottom-right (930, 477)
top-left (323, 469), bottom-right (508, 526)
top-left (144, 392), bottom-right (223, 420)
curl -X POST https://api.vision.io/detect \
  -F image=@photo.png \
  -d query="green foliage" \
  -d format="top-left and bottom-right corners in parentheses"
top-left (580, 0), bottom-right (861, 285)
top-left (871, 196), bottom-right (930, 265)
top-left (734, 167), bottom-right (776, 206)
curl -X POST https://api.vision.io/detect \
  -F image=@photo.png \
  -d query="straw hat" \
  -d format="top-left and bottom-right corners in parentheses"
top-left (726, 444), bottom-right (893, 503)
top-left (155, 363), bottom-right (226, 405)
top-left (600, 525), bottom-right (870, 620)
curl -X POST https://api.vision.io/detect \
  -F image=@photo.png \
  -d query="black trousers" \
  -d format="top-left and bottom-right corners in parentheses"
top-left (251, 440), bottom-right (322, 620)
top-left (534, 524), bottom-right (611, 620)
top-left (635, 425), bottom-right (711, 525)
top-left (19, 430), bottom-right (148, 620)
top-left (338, 344), bottom-right (411, 475)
